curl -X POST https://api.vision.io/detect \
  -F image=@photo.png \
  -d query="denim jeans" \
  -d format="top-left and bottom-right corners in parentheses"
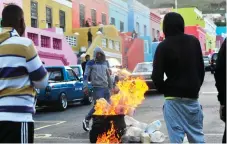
top-left (85, 87), bottom-right (110, 121)
top-left (163, 99), bottom-right (205, 143)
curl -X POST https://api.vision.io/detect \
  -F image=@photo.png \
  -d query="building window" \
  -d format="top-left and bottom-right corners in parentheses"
top-left (66, 36), bottom-right (77, 47)
top-left (120, 21), bottom-right (124, 32)
top-left (53, 38), bottom-right (62, 50)
top-left (152, 28), bottom-right (155, 41)
top-left (102, 13), bottom-right (107, 25)
top-left (27, 33), bottom-right (39, 46)
top-left (91, 9), bottom-right (97, 26)
top-left (111, 17), bottom-right (115, 25)
top-left (144, 40), bottom-right (149, 53)
top-left (41, 35), bottom-right (50, 48)
top-left (79, 4), bottom-right (85, 27)
top-left (144, 25), bottom-right (147, 36)
top-left (157, 30), bottom-right (160, 40)
top-left (31, 1), bottom-right (38, 28)
top-left (59, 10), bottom-right (65, 32)
top-left (136, 22), bottom-right (140, 35)
top-left (46, 7), bottom-right (52, 28)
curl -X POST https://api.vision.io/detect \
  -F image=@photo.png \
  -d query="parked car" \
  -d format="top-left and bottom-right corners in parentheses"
top-left (210, 53), bottom-right (218, 74)
top-left (70, 65), bottom-right (83, 80)
top-left (36, 66), bottom-right (93, 111)
top-left (131, 62), bottom-right (167, 91)
top-left (203, 55), bottom-right (211, 71)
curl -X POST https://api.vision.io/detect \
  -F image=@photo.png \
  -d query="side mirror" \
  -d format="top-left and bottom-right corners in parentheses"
top-left (54, 76), bottom-right (62, 81)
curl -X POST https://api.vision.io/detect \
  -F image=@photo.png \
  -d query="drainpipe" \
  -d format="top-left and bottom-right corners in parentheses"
top-left (175, 0), bottom-right (178, 12)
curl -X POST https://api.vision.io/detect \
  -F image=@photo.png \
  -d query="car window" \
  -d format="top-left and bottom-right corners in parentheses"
top-left (47, 68), bottom-right (63, 81)
top-left (133, 63), bottom-right (153, 73)
top-left (212, 54), bottom-right (218, 61)
top-left (72, 67), bottom-right (80, 76)
top-left (66, 69), bottom-right (79, 81)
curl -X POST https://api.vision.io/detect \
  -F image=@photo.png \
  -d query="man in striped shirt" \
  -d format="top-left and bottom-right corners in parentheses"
top-left (0, 4), bottom-right (48, 143)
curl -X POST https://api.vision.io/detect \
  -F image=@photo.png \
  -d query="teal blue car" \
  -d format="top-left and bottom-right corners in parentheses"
top-left (36, 66), bottom-right (93, 111)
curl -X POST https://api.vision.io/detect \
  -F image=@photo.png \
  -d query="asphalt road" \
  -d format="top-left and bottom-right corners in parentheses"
top-left (34, 72), bottom-right (225, 143)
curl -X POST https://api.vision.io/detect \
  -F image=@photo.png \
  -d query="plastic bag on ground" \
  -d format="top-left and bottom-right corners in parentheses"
top-left (146, 120), bottom-right (162, 134)
top-left (150, 131), bottom-right (165, 143)
top-left (124, 115), bottom-right (140, 127)
top-left (140, 132), bottom-right (150, 143)
top-left (125, 126), bottom-right (143, 137)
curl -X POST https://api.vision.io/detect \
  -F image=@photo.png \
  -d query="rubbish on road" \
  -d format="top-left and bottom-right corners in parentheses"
top-left (125, 126), bottom-right (143, 137)
top-left (140, 132), bottom-right (150, 143)
top-left (124, 116), bottom-right (165, 143)
top-left (146, 120), bottom-right (162, 134)
top-left (121, 135), bottom-right (141, 143)
top-left (150, 131), bottom-right (165, 143)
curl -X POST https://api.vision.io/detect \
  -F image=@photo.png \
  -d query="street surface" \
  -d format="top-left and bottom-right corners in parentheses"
top-left (34, 73), bottom-right (225, 143)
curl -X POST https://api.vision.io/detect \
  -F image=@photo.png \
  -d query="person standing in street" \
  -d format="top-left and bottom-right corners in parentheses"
top-left (81, 55), bottom-right (90, 76)
top-left (87, 28), bottom-right (92, 48)
top-left (82, 47), bottom-right (112, 131)
top-left (152, 12), bottom-right (205, 143)
top-left (214, 39), bottom-right (226, 143)
top-left (0, 4), bottom-right (48, 143)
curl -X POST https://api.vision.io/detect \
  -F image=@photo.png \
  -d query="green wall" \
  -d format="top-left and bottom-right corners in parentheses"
top-left (173, 8), bottom-right (205, 28)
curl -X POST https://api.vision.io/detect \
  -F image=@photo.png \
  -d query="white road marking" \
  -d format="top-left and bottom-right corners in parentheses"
top-left (34, 134), bottom-right (52, 138)
top-left (35, 121), bottom-right (64, 123)
top-left (34, 121), bottom-right (66, 131)
top-left (205, 133), bottom-right (224, 136)
top-left (201, 92), bottom-right (218, 94)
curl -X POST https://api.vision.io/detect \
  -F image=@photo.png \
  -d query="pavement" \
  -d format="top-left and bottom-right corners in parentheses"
top-left (34, 72), bottom-right (225, 143)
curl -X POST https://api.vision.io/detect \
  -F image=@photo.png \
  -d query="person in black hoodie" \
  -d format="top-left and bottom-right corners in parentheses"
top-left (214, 39), bottom-right (226, 143)
top-left (152, 12), bottom-right (205, 143)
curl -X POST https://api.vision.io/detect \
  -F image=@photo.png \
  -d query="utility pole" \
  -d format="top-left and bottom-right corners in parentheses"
top-left (175, 0), bottom-right (178, 12)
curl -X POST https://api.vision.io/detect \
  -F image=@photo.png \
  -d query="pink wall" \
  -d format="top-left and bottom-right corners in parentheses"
top-left (0, 0), bottom-right (22, 18)
top-left (72, 0), bottom-right (109, 28)
top-left (150, 12), bottom-right (161, 40)
top-left (127, 39), bottom-right (144, 72)
top-left (24, 27), bottom-right (77, 66)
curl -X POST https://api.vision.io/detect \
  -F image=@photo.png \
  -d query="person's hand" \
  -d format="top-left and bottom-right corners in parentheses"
top-left (219, 105), bottom-right (225, 121)
top-left (83, 87), bottom-right (89, 95)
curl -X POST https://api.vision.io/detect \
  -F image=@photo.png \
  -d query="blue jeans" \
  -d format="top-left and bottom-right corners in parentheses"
top-left (163, 99), bottom-right (205, 143)
top-left (85, 87), bottom-right (110, 121)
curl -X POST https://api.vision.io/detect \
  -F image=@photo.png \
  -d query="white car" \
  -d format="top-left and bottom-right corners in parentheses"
top-left (131, 62), bottom-right (167, 91)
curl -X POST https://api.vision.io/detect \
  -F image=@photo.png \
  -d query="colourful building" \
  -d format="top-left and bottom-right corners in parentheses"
top-left (150, 12), bottom-right (161, 42)
top-left (185, 25), bottom-right (206, 54)
top-left (173, 7), bottom-right (205, 27)
top-left (127, 0), bottom-right (151, 37)
top-left (108, 0), bottom-right (128, 32)
top-left (23, 0), bottom-right (73, 34)
top-left (216, 26), bottom-right (226, 36)
top-left (72, 0), bottom-right (109, 28)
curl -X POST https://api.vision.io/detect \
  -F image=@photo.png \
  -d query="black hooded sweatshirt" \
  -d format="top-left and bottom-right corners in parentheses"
top-left (151, 12), bottom-right (205, 99)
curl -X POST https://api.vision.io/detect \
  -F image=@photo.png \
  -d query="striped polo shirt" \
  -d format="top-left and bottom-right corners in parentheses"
top-left (0, 27), bottom-right (48, 122)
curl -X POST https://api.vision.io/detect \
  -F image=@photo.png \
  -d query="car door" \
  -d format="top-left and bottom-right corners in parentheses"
top-left (66, 69), bottom-right (83, 101)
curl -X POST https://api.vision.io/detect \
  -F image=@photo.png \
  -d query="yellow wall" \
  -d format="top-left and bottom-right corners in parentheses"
top-left (23, 0), bottom-right (72, 34)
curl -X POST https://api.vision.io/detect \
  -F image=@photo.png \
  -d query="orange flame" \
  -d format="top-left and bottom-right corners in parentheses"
top-left (94, 69), bottom-right (148, 143)
top-left (96, 121), bottom-right (120, 144)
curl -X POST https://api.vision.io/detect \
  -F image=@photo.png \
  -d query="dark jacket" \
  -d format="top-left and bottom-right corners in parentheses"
top-left (214, 39), bottom-right (226, 106)
top-left (151, 12), bottom-right (205, 99)
top-left (82, 61), bottom-right (88, 76)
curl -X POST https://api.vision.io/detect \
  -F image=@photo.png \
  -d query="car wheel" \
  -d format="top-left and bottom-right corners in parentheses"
top-left (82, 92), bottom-right (93, 105)
top-left (58, 93), bottom-right (68, 111)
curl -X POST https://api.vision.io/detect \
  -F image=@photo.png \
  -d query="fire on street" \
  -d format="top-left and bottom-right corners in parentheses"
top-left (34, 73), bottom-right (224, 143)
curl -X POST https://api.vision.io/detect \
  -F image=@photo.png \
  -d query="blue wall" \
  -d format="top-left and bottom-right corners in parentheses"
top-left (127, 0), bottom-right (151, 37)
top-left (109, 0), bottom-right (128, 32)
top-left (151, 42), bottom-right (160, 61)
top-left (216, 26), bottom-right (226, 35)
top-left (140, 36), bottom-right (153, 62)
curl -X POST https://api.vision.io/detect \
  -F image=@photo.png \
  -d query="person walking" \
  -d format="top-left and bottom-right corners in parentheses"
top-left (214, 39), bottom-right (226, 143)
top-left (151, 12), bottom-right (205, 143)
top-left (81, 55), bottom-right (90, 76)
top-left (82, 47), bottom-right (112, 131)
top-left (87, 28), bottom-right (92, 48)
top-left (0, 4), bottom-right (48, 143)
